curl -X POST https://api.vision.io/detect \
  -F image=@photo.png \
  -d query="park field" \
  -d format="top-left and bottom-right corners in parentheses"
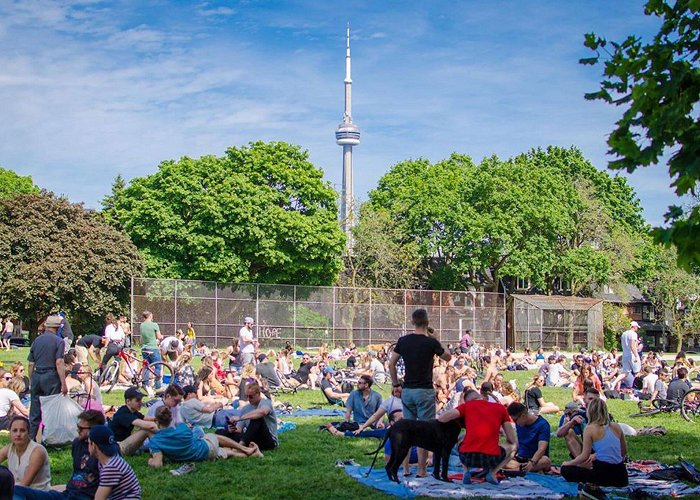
top-left (1, 347), bottom-right (699, 499)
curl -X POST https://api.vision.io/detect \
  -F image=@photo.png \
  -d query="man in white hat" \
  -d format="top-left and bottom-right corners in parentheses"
top-left (239, 317), bottom-right (257, 365)
top-left (621, 321), bottom-right (642, 386)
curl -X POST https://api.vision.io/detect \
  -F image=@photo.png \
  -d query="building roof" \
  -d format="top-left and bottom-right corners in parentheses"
top-left (510, 294), bottom-right (603, 311)
top-left (594, 284), bottom-right (651, 304)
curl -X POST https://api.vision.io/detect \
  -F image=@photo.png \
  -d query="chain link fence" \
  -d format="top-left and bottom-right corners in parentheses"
top-left (131, 278), bottom-right (506, 350)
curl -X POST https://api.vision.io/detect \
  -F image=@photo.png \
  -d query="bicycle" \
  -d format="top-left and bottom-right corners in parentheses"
top-left (681, 388), bottom-right (700, 423)
top-left (101, 348), bottom-right (173, 393)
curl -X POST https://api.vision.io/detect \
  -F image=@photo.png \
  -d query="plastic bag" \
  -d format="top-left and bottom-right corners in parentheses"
top-left (40, 394), bottom-right (83, 446)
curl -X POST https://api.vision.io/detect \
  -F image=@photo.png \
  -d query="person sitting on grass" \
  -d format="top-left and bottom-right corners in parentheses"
top-left (147, 406), bottom-right (262, 468)
top-left (556, 388), bottom-right (607, 458)
top-left (87, 425), bottom-right (141, 499)
top-left (561, 398), bottom-right (628, 499)
top-left (667, 367), bottom-right (693, 402)
top-left (523, 374), bottom-right (559, 415)
top-left (0, 369), bottom-right (29, 429)
top-left (0, 416), bottom-right (51, 491)
top-left (216, 383), bottom-right (278, 451)
top-left (319, 367), bottom-right (350, 405)
top-left (288, 353), bottom-right (317, 389)
top-left (547, 356), bottom-right (572, 387)
top-left (180, 385), bottom-right (240, 430)
top-left (255, 354), bottom-right (281, 390)
top-left (324, 375), bottom-right (382, 435)
top-left (504, 402), bottom-right (552, 473)
top-left (438, 388), bottom-right (516, 485)
top-left (195, 366), bottom-right (230, 406)
top-left (572, 364), bottom-right (603, 403)
top-left (13, 409), bottom-right (105, 499)
top-left (145, 384), bottom-right (184, 427)
top-left (108, 388), bottom-right (158, 456)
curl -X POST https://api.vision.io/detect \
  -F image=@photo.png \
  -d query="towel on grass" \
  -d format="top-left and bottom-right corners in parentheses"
top-left (288, 408), bottom-right (346, 418)
top-left (343, 465), bottom-right (563, 499)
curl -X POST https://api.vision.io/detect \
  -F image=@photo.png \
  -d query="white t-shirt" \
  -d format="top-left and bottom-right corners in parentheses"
top-left (370, 358), bottom-right (386, 380)
top-left (547, 363), bottom-right (565, 385)
top-left (159, 336), bottom-right (183, 354)
top-left (0, 388), bottom-right (19, 417)
top-left (104, 323), bottom-right (125, 343)
top-left (239, 326), bottom-right (255, 354)
top-left (621, 329), bottom-right (638, 358)
top-left (642, 372), bottom-right (658, 394)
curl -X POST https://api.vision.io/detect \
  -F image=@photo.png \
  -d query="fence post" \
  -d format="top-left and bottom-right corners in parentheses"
top-left (293, 285), bottom-right (297, 348)
top-left (368, 287), bottom-right (372, 346)
top-left (215, 282), bottom-right (219, 348)
top-left (130, 276), bottom-right (134, 343)
top-left (255, 284), bottom-right (260, 342)
top-left (174, 279), bottom-right (178, 335)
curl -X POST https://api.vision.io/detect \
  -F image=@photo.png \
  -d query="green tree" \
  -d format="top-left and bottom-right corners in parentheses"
top-left (581, 0), bottom-right (700, 268)
top-left (105, 141), bottom-right (345, 285)
top-left (602, 303), bottom-right (627, 350)
top-left (0, 192), bottom-right (145, 335)
top-left (0, 166), bottom-right (39, 199)
top-left (101, 174), bottom-right (126, 227)
top-left (346, 204), bottom-right (421, 290)
top-left (369, 152), bottom-right (580, 292)
top-left (641, 245), bottom-right (700, 348)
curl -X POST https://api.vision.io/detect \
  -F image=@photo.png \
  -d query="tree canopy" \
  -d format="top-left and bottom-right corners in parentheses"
top-left (367, 146), bottom-right (651, 294)
top-left (104, 141), bottom-right (345, 286)
top-left (581, 0), bottom-right (700, 268)
top-left (0, 166), bottom-right (39, 199)
top-left (0, 192), bottom-right (144, 334)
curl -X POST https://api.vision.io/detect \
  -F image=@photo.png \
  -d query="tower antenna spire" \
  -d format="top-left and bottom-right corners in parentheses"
top-left (335, 23), bottom-right (360, 250)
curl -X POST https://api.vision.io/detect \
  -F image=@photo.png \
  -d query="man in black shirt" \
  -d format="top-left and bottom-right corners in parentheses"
top-left (667, 367), bottom-right (693, 402)
top-left (75, 334), bottom-right (106, 366)
top-left (388, 308), bottom-right (451, 477)
top-left (108, 388), bottom-right (157, 455)
top-left (289, 353), bottom-right (317, 388)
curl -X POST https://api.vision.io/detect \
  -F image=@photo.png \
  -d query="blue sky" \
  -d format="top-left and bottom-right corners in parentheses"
top-left (0, 0), bottom-right (684, 225)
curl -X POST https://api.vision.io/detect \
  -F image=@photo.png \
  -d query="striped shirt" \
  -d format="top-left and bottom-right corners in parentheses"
top-left (99, 455), bottom-right (141, 499)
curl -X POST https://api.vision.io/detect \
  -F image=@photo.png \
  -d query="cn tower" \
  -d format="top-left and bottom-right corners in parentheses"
top-left (335, 23), bottom-right (360, 248)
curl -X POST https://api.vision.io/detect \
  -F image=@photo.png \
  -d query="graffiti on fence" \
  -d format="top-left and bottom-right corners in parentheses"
top-left (258, 327), bottom-right (282, 339)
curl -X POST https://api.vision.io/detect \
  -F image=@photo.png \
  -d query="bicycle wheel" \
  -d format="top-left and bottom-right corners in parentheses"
top-left (141, 362), bottom-right (174, 389)
top-left (629, 408), bottom-right (662, 418)
top-left (102, 362), bottom-right (121, 393)
top-left (681, 389), bottom-right (700, 423)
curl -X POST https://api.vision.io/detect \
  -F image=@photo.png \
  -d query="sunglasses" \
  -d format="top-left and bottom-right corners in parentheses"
top-left (77, 425), bottom-right (91, 431)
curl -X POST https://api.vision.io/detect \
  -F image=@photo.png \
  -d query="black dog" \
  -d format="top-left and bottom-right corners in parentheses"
top-left (365, 419), bottom-right (462, 483)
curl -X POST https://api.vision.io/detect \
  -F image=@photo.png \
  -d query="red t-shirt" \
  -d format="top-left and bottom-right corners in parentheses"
top-left (457, 399), bottom-right (513, 455)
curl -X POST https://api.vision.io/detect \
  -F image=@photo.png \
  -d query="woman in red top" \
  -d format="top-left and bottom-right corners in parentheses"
top-left (572, 364), bottom-right (602, 402)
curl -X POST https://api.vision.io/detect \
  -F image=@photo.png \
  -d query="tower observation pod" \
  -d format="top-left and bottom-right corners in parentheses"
top-left (335, 23), bottom-right (360, 249)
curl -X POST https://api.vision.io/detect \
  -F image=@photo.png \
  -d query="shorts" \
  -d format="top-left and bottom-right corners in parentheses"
top-left (459, 447), bottom-right (507, 469)
top-left (2, 332), bottom-right (12, 340)
top-left (401, 388), bottom-right (436, 421)
top-left (203, 433), bottom-right (228, 460)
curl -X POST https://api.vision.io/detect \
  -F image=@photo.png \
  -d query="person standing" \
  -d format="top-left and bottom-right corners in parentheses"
top-left (388, 308), bottom-right (451, 478)
top-left (139, 311), bottom-right (163, 393)
top-left (2, 318), bottom-right (13, 351)
top-left (27, 316), bottom-right (68, 440)
top-left (239, 317), bottom-right (257, 366)
top-left (56, 312), bottom-right (74, 354)
top-left (621, 321), bottom-right (641, 387)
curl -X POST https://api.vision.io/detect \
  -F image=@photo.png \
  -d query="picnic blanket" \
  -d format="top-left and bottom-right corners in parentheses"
top-left (343, 465), bottom-right (563, 499)
top-left (343, 462), bottom-right (700, 499)
top-left (277, 420), bottom-right (297, 434)
top-left (285, 408), bottom-right (345, 418)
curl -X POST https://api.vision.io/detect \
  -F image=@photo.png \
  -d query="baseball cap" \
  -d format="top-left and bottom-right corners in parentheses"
top-left (244, 317), bottom-right (254, 324)
top-left (323, 366), bottom-right (335, 375)
top-left (565, 401), bottom-right (580, 412)
top-left (89, 425), bottom-right (120, 457)
top-left (257, 353), bottom-right (267, 362)
top-left (124, 387), bottom-right (145, 401)
top-left (630, 321), bottom-right (640, 328)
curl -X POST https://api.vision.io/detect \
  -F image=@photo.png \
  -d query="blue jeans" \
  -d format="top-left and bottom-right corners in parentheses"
top-left (141, 348), bottom-right (162, 389)
top-left (401, 387), bottom-right (436, 421)
top-left (13, 485), bottom-right (66, 499)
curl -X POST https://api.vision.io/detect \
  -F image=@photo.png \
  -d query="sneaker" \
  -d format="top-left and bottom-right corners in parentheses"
top-left (580, 484), bottom-right (607, 500)
top-left (145, 386), bottom-right (155, 398)
top-left (170, 463), bottom-right (196, 476)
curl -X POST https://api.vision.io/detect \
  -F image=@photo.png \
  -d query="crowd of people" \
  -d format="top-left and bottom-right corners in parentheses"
top-left (0, 309), bottom-right (698, 499)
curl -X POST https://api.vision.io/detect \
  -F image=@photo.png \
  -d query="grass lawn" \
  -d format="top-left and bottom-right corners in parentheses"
top-left (1, 347), bottom-right (699, 499)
